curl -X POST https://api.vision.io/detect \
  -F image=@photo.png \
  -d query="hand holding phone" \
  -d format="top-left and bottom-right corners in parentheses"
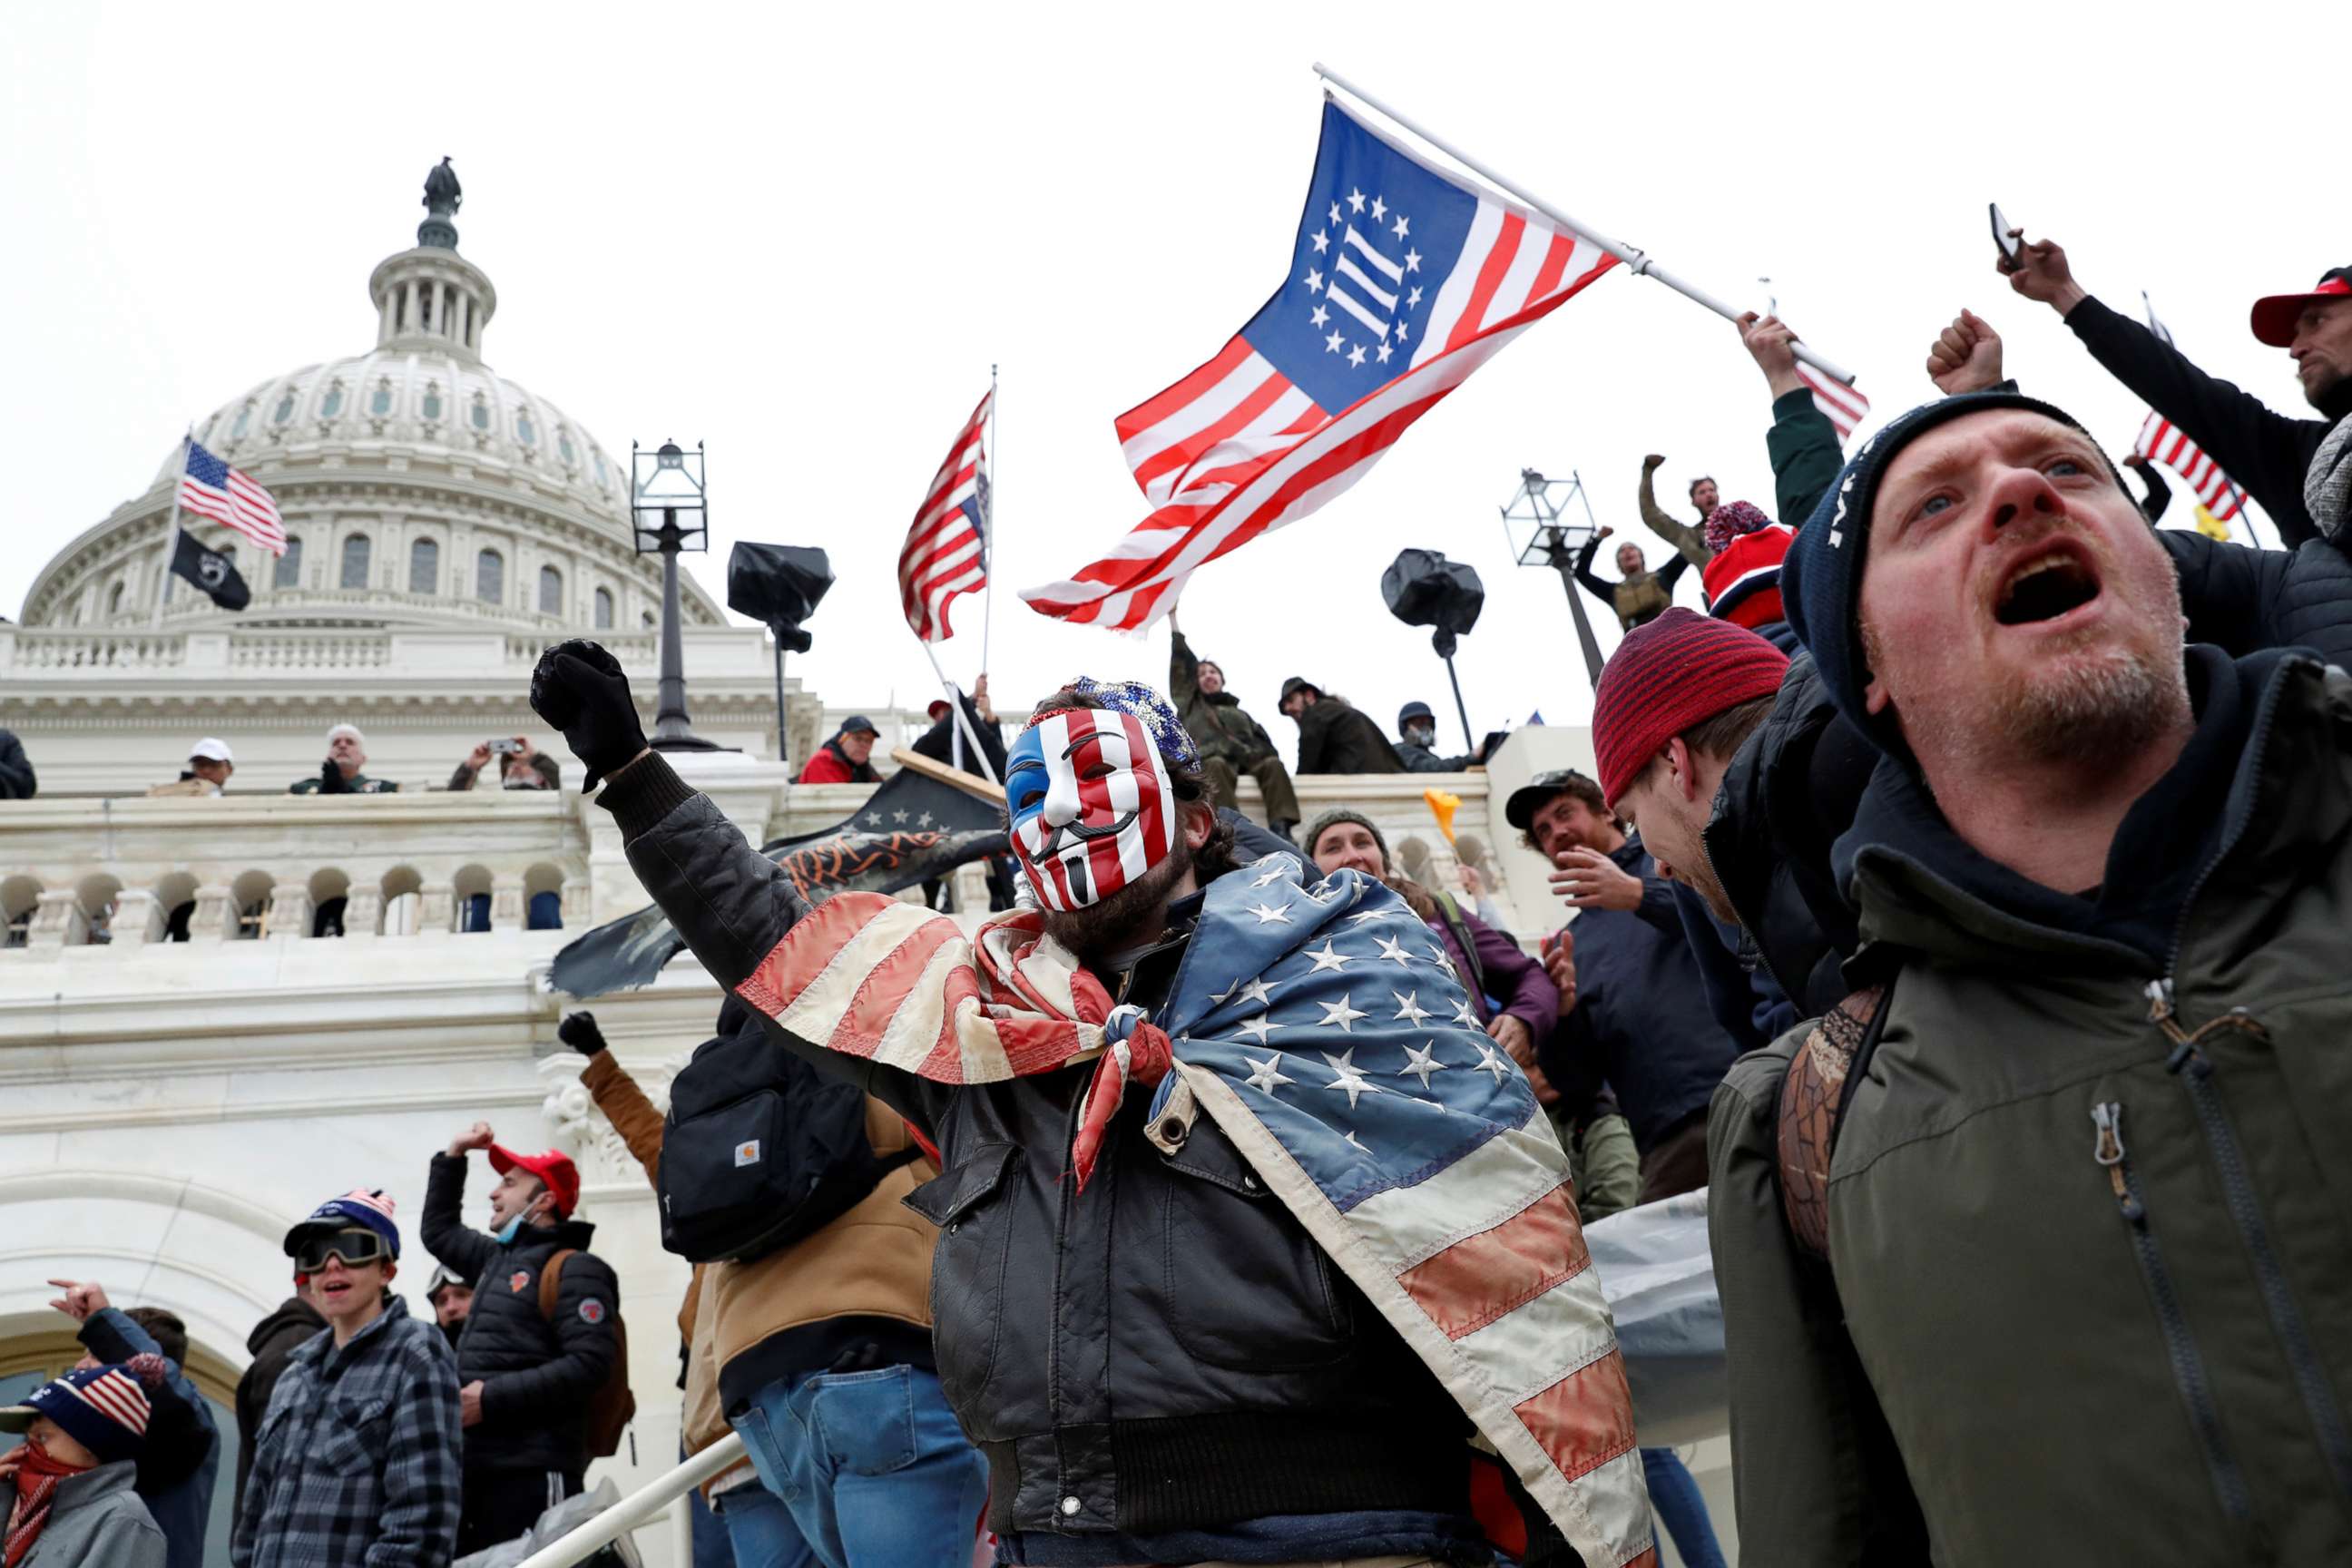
top-left (1990, 203), bottom-right (2022, 267)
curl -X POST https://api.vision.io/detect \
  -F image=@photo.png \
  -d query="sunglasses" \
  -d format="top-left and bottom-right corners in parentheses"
top-left (293, 1228), bottom-right (389, 1272)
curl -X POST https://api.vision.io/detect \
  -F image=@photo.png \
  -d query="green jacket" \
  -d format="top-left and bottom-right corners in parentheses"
top-left (1169, 629), bottom-right (1279, 765)
top-left (1637, 465), bottom-right (1714, 572)
top-left (1710, 650), bottom-right (2352, 1564)
top-left (1766, 386), bottom-right (1847, 528)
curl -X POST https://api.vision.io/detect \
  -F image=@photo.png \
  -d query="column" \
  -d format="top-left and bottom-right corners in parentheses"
top-left (110, 890), bottom-right (165, 948)
top-left (188, 885), bottom-right (236, 942)
top-left (342, 886), bottom-right (385, 937)
top-left (489, 873), bottom-right (526, 932)
top-left (436, 281), bottom-right (450, 341)
top-left (454, 292), bottom-right (470, 352)
top-left (264, 888), bottom-right (315, 940)
top-left (400, 279), bottom-right (417, 336)
top-left (417, 883), bottom-right (456, 935)
top-left (26, 891), bottom-right (83, 951)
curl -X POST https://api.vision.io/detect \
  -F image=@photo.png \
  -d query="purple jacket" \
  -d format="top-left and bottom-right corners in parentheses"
top-left (1423, 898), bottom-right (1556, 1040)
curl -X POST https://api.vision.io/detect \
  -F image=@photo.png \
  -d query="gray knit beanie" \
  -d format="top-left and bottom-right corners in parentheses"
top-left (1302, 808), bottom-right (1388, 870)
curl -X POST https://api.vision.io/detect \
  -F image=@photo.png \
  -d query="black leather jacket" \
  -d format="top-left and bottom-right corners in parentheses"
top-left (601, 754), bottom-right (1524, 1560)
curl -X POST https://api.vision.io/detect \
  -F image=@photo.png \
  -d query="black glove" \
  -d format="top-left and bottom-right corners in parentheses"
top-left (318, 759), bottom-right (351, 795)
top-left (529, 640), bottom-right (647, 791)
top-left (558, 1011), bottom-right (607, 1057)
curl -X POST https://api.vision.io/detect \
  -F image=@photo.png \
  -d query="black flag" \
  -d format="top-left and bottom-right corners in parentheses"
top-left (548, 763), bottom-right (1005, 1000)
top-left (171, 531), bottom-right (250, 611)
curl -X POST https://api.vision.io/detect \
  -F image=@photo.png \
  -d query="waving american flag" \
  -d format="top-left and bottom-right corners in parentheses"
top-left (1022, 101), bottom-right (1617, 632)
top-left (179, 439), bottom-right (287, 555)
top-left (898, 390), bottom-right (993, 642)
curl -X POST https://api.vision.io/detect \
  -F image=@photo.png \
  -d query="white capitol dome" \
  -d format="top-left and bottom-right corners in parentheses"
top-left (22, 164), bottom-right (720, 638)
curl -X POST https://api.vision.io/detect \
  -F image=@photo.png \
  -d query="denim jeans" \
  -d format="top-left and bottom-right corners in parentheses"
top-left (713, 1480), bottom-right (803, 1568)
top-left (1641, 1446), bottom-right (1727, 1568)
top-left (727, 1364), bottom-right (987, 1568)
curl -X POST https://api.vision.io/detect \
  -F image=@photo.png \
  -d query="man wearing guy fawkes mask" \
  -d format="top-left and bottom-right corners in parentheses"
top-left (527, 641), bottom-right (1644, 1568)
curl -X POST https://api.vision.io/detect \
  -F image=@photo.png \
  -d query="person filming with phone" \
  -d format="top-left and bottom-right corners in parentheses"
top-left (448, 735), bottom-right (560, 791)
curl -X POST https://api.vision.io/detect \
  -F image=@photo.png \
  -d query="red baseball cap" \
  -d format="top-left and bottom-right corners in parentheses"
top-left (488, 1144), bottom-right (581, 1218)
top-left (2250, 267), bottom-right (2352, 348)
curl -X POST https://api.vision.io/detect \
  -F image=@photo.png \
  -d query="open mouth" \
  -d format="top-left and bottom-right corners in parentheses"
top-left (320, 1279), bottom-right (353, 1304)
top-left (1994, 547), bottom-right (2102, 626)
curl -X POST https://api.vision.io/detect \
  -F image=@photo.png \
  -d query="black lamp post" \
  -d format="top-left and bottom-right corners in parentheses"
top-left (630, 439), bottom-right (721, 752)
top-left (1501, 466), bottom-right (1607, 691)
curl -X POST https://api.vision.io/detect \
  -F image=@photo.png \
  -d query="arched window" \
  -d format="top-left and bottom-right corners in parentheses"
top-left (422, 384), bottom-right (443, 421)
top-left (231, 402), bottom-right (253, 440)
top-left (340, 534), bottom-right (371, 590)
top-left (275, 536), bottom-right (303, 588)
top-left (476, 548), bottom-right (505, 603)
top-left (593, 587), bottom-right (613, 629)
top-left (106, 581), bottom-right (124, 615)
top-left (273, 391), bottom-right (296, 424)
top-left (370, 379), bottom-right (394, 416)
top-left (592, 449), bottom-right (608, 487)
top-left (470, 396), bottom-right (491, 432)
top-left (515, 411), bottom-right (536, 446)
top-left (408, 537), bottom-right (439, 595)
top-left (319, 381), bottom-right (344, 418)
top-left (558, 429), bottom-right (576, 466)
top-left (538, 565), bottom-right (563, 615)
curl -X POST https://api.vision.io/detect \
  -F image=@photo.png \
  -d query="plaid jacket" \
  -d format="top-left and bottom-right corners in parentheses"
top-left (231, 1295), bottom-right (462, 1568)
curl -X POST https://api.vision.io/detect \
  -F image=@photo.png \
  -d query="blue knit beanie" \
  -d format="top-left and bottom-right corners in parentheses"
top-left (1782, 390), bottom-right (2118, 751)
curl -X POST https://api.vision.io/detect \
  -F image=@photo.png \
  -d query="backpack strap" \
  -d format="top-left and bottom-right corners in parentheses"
top-left (1775, 981), bottom-right (1896, 1259)
top-left (536, 1249), bottom-right (575, 1322)
top-left (1431, 890), bottom-right (1487, 1002)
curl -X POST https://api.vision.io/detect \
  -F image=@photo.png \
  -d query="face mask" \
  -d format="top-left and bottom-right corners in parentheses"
top-left (1005, 709), bottom-right (1178, 911)
top-left (492, 1198), bottom-right (539, 1246)
top-left (1405, 724), bottom-right (1436, 749)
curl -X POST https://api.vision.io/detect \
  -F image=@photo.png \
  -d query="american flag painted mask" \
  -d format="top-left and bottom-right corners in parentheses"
top-left (1005, 709), bottom-right (1179, 912)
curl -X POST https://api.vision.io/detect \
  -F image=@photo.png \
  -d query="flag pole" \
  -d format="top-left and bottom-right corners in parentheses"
top-left (919, 638), bottom-right (1001, 787)
top-left (149, 430), bottom-right (191, 630)
top-left (1311, 64), bottom-right (1857, 387)
top-left (981, 365), bottom-right (997, 676)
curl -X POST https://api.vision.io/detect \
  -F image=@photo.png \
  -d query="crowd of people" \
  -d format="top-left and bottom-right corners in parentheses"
top-left (8, 237), bottom-right (2352, 1567)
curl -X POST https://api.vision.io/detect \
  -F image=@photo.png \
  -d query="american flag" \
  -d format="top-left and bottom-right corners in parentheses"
top-left (1794, 360), bottom-right (1871, 442)
top-left (2134, 298), bottom-right (2248, 524)
top-left (730, 852), bottom-right (1655, 1566)
top-left (898, 391), bottom-right (992, 642)
top-left (177, 439), bottom-right (287, 555)
top-left (1021, 101), bottom-right (1618, 632)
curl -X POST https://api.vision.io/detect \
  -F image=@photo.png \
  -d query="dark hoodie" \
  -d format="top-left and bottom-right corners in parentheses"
top-left (234, 1296), bottom-right (326, 1517)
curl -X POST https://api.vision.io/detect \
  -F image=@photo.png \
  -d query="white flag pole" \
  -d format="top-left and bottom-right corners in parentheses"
top-left (1311, 64), bottom-right (1858, 387)
top-left (919, 638), bottom-right (1000, 787)
top-left (981, 364), bottom-right (997, 675)
top-left (149, 429), bottom-right (191, 630)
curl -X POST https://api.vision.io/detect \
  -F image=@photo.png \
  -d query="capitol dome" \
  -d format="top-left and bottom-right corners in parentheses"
top-left (22, 162), bottom-right (720, 638)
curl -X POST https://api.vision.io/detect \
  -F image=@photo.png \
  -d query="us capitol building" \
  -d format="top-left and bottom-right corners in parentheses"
top-left (0, 165), bottom-right (1568, 1564)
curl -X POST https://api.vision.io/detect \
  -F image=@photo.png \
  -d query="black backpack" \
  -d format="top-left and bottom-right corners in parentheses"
top-left (656, 1019), bottom-right (921, 1264)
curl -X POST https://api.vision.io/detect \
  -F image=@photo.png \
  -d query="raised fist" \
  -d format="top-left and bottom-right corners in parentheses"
top-left (1642, 453), bottom-right (1666, 471)
top-left (447, 1121), bottom-right (495, 1158)
top-left (529, 640), bottom-right (647, 790)
top-left (1925, 309), bottom-right (2005, 397)
top-left (1738, 310), bottom-right (1805, 398)
top-left (558, 1011), bottom-right (608, 1058)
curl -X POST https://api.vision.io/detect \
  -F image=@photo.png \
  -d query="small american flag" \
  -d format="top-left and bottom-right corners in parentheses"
top-left (1022, 101), bottom-right (1617, 632)
top-left (898, 392), bottom-right (992, 642)
top-left (179, 439), bottom-right (287, 555)
top-left (2134, 297), bottom-right (2248, 524)
top-left (1794, 361), bottom-right (1871, 442)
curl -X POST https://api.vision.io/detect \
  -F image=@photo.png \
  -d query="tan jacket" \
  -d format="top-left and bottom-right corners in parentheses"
top-left (578, 1051), bottom-right (747, 1496)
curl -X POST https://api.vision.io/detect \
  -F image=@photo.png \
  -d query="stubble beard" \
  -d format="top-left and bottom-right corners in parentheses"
top-left (1039, 838), bottom-right (1195, 969)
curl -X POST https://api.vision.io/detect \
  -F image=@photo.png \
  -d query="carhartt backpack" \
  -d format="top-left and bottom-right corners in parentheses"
top-left (655, 1021), bottom-right (920, 1264)
top-left (1775, 978), bottom-right (1897, 1258)
top-left (535, 1250), bottom-right (633, 1460)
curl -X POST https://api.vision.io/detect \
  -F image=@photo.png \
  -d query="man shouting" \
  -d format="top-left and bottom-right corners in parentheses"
top-left (529, 652), bottom-right (1653, 1568)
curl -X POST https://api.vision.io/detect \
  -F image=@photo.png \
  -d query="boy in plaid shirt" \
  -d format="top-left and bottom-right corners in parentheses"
top-left (233, 1190), bottom-right (462, 1568)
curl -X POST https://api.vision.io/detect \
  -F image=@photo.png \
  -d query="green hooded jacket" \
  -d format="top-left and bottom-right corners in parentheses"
top-left (1710, 650), bottom-right (2352, 1564)
top-left (1169, 628), bottom-right (1280, 767)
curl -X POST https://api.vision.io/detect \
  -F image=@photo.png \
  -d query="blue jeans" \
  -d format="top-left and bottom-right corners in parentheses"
top-left (686, 1444), bottom-right (736, 1566)
top-left (1642, 1446), bottom-right (1727, 1568)
top-left (727, 1364), bottom-right (986, 1568)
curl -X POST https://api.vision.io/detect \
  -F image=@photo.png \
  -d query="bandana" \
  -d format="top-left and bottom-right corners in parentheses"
top-left (1006, 708), bottom-right (1180, 912)
top-left (5, 1438), bottom-right (90, 1568)
top-left (1046, 678), bottom-right (1200, 775)
top-left (1702, 499), bottom-right (1774, 553)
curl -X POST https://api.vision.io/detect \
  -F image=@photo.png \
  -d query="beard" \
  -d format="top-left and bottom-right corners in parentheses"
top-left (1037, 837), bottom-right (1196, 969)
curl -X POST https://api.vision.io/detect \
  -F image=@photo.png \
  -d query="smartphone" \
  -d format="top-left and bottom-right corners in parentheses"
top-left (489, 738), bottom-right (524, 755)
top-left (1990, 203), bottom-right (2021, 264)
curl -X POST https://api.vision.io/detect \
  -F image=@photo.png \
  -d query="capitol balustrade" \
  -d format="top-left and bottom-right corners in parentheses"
top-left (0, 621), bottom-right (771, 684)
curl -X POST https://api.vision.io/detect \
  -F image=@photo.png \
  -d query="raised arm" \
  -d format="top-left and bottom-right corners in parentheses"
top-left (421, 1140), bottom-right (498, 1285)
top-left (1572, 533), bottom-right (1615, 603)
top-left (1638, 455), bottom-right (1713, 569)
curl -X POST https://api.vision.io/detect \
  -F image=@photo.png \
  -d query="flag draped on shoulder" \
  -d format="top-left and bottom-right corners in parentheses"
top-left (178, 440), bottom-right (287, 554)
top-left (724, 851), bottom-right (1656, 1567)
top-left (899, 391), bottom-right (993, 642)
top-left (1021, 100), bottom-right (1618, 632)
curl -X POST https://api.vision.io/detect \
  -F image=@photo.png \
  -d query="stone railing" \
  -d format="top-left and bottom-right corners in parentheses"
top-left (0, 622), bottom-right (774, 685)
top-left (7, 632), bottom-right (187, 671)
top-left (0, 790), bottom-right (592, 948)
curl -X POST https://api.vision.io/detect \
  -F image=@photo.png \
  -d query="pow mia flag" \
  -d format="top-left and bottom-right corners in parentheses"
top-left (170, 530), bottom-right (250, 611)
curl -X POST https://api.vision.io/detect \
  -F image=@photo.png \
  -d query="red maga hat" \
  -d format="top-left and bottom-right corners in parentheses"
top-left (2250, 267), bottom-right (2352, 348)
top-left (488, 1144), bottom-right (581, 1218)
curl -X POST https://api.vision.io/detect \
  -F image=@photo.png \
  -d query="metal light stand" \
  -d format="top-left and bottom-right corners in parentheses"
top-left (630, 440), bottom-right (722, 753)
top-left (1501, 467), bottom-right (1607, 691)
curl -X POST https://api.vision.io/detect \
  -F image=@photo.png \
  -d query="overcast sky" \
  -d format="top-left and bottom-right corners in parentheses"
top-left (4, 3), bottom-right (2330, 749)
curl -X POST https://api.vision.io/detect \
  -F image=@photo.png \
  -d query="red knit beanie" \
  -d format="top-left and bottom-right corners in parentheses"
top-left (1592, 607), bottom-right (1790, 807)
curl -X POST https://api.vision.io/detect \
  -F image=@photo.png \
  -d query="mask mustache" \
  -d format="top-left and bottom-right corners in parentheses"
top-left (1038, 809), bottom-right (1138, 854)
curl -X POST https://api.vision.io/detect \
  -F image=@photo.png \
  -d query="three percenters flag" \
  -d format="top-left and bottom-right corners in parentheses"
top-left (1021, 99), bottom-right (1618, 632)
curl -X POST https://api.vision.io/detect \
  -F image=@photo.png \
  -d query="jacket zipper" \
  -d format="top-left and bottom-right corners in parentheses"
top-left (2092, 1100), bottom-right (2252, 1521)
top-left (2149, 659), bottom-right (2352, 1502)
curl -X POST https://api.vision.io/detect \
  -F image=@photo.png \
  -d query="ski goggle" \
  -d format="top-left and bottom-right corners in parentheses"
top-left (291, 1227), bottom-right (391, 1273)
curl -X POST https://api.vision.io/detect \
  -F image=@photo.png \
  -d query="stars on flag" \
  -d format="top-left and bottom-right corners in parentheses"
top-left (1304, 940), bottom-right (1352, 974)
top-left (1246, 899), bottom-right (1295, 926)
top-left (1320, 1049), bottom-right (1382, 1109)
top-left (1399, 1040), bottom-right (1445, 1089)
top-left (1303, 188), bottom-right (1419, 373)
top-left (1318, 995), bottom-right (1369, 1033)
top-left (1248, 862), bottom-right (1291, 889)
top-left (1451, 995), bottom-right (1480, 1028)
top-left (1236, 1013), bottom-right (1281, 1045)
top-left (1374, 933), bottom-right (1416, 967)
top-left (1392, 991), bottom-right (1433, 1027)
top-left (1244, 1053), bottom-right (1295, 1095)
top-left (1472, 1043), bottom-right (1513, 1083)
top-left (1237, 977), bottom-right (1277, 1008)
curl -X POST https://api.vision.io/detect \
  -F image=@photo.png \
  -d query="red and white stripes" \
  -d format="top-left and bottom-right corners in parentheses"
top-left (2134, 413), bottom-right (2248, 522)
top-left (898, 391), bottom-right (993, 642)
top-left (1794, 361), bottom-right (1871, 443)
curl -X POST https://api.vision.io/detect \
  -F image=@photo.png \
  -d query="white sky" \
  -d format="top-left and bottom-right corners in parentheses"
top-left (3, 2), bottom-right (2331, 750)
